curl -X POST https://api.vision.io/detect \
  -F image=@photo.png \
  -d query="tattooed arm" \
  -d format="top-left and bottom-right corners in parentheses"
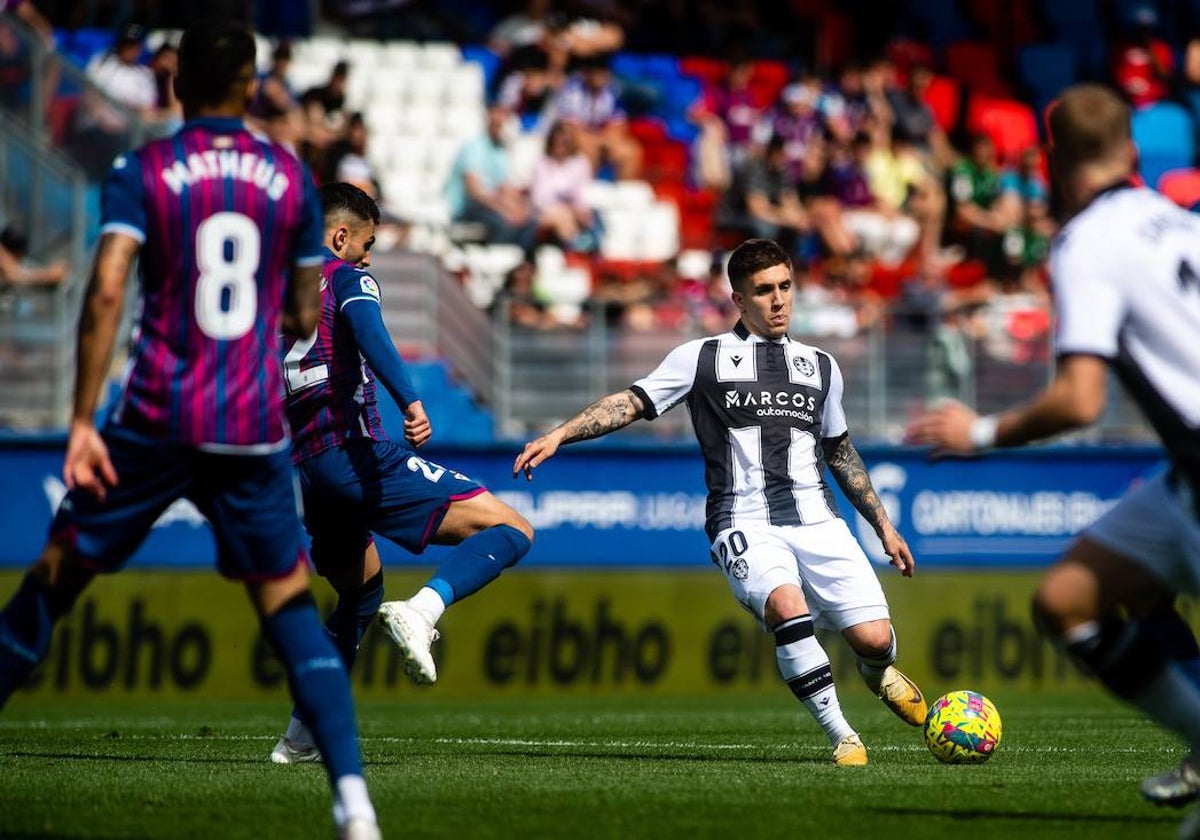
top-left (513, 390), bottom-right (646, 479)
top-left (822, 432), bottom-right (915, 576)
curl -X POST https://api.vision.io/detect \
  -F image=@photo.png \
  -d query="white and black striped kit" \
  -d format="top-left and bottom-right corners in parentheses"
top-left (632, 320), bottom-right (848, 541)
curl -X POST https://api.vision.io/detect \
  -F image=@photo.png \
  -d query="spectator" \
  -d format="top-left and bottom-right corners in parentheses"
top-left (0, 225), bottom-right (68, 288)
top-left (496, 44), bottom-right (559, 131)
top-left (303, 60), bottom-right (350, 135)
top-left (682, 253), bottom-right (739, 334)
top-left (445, 102), bottom-right (538, 252)
top-left (822, 62), bottom-right (891, 145)
top-left (995, 146), bottom-right (1054, 285)
top-left (1113, 3), bottom-right (1173, 108)
top-left (494, 261), bottom-right (558, 330)
top-left (689, 57), bottom-right (761, 190)
top-left (716, 134), bottom-right (811, 257)
top-left (248, 41), bottom-right (304, 149)
top-left (789, 260), bottom-right (884, 340)
top-left (864, 126), bottom-right (946, 269)
top-left (815, 132), bottom-right (920, 266)
top-left (945, 133), bottom-right (1017, 275)
top-left (550, 53), bottom-right (641, 180)
top-left (529, 121), bottom-right (600, 252)
top-left (883, 64), bottom-right (953, 170)
top-left (327, 113), bottom-right (377, 197)
top-left (756, 79), bottom-right (824, 184)
top-left (71, 23), bottom-right (163, 179)
top-left (149, 42), bottom-right (182, 132)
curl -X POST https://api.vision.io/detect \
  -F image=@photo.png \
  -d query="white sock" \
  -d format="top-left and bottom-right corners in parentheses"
top-left (408, 586), bottom-right (446, 624)
top-left (774, 615), bottom-right (856, 746)
top-left (856, 627), bottom-right (897, 694)
top-left (284, 715), bottom-right (313, 748)
top-left (333, 775), bottom-right (376, 826)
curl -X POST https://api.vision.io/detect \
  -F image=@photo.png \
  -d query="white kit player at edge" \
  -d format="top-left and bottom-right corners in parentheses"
top-left (909, 83), bottom-right (1200, 840)
top-left (515, 237), bottom-right (928, 766)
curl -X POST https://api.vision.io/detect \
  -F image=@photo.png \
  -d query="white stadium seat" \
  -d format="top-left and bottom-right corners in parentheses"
top-left (417, 42), bottom-right (461, 70)
top-left (445, 64), bottom-right (485, 106)
top-left (379, 41), bottom-right (420, 70)
top-left (611, 180), bottom-right (655, 210)
top-left (404, 70), bottom-right (448, 105)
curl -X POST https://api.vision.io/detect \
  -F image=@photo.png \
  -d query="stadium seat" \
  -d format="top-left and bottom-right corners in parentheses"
top-left (404, 70), bottom-right (448, 105)
top-left (905, 0), bottom-right (972, 47)
top-left (679, 56), bottom-right (727, 86)
top-left (380, 41), bottom-right (420, 70)
top-left (923, 75), bottom-right (961, 132)
top-left (445, 63), bottom-right (485, 106)
top-left (418, 42), bottom-right (461, 70)
top-left (1036, 0), bottom-right (1107, 77)
top-left (965, 96), bottom-right (1039, 164)
top-left (1159, 168), bottom-right (1200, 208)
top-left (1133, 102), bottom-right (1196, 190)
top-left (461, 45), bottom-right (502, 92)
top-left (1016, 43), bottom-right (1077, 121)
top-left (944, 41), bottom-right (1009, 96)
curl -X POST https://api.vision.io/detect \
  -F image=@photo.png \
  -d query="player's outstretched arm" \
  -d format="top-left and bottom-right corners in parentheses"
top-left (513, 389), bottom-right (646, 480)
top-left (65, 232), bottom-right (138, 500)
top-left (822, 433), bottom-right (915, 577)
top-left (905, 355), bottom-right (1108, 455)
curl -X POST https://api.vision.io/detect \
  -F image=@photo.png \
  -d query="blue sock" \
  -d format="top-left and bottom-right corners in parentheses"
top-left (426, 525), bottom-right (530, 606)
top-left (263, 592), bottom-right (363, 784)
top-left (1144, 608), bottom-right (1200, 688)
top-left (326, 571), bottom-right (385, 672)
top-left (0, 573), bottom-right (57, 709)
top-left (288, 572), bottom-right (384, 729)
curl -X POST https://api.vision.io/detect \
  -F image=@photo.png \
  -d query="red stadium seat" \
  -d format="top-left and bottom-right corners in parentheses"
top-left (966, 96), bottom-right (1040, 165)
top-left (46, 96), bottom-right (79, 148)
top-left (679, 56), bottom-right (727, 86)
top-left (923, 75), bottom-right (961, 132)
top-left (628, 117), bottom-right (667, 146)
top-left (944, 41), bottom-right (1009, 96)
top-left (1158, 168), bottom-right (1200, 209)
top-left (945, 259), bottom-right (987, 288)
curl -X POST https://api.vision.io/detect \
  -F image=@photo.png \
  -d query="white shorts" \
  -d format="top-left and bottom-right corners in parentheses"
top-left (711, 518), bottom-right (890, 631)
top-left (1084, 469), bottom-right (1200, 595)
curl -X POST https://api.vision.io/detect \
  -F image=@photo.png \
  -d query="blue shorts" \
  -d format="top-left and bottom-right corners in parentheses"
top-left (298, 439), bottom-right (485, 576)
top-left (50, 426), bottom-right (305, 580)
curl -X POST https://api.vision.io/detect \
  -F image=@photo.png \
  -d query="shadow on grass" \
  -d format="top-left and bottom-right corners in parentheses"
top-left (868, 806), bottom-right (1177, 825)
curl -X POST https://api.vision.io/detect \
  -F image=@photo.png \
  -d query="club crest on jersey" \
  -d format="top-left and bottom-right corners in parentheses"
top-left (794, 356), bottom-right (815, 377)
top-left (787, 351), bottom-right (821, 386)
top-left (359, 275), bottom-right (381, 301)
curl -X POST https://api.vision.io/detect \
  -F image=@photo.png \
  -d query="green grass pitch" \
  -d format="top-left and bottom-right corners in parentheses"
top-left (0, 691), bottom-right (1184, 839)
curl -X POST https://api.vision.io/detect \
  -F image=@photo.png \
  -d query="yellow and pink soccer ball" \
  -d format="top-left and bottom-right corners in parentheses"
top-left (923, 690), bottom-right (1002, 764)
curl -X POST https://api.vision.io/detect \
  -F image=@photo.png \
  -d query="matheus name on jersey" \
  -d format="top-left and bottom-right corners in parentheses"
top-left (631, 320), bottom-right (848, 540)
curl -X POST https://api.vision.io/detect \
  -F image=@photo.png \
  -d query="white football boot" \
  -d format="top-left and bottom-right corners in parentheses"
top-left (1143, 754), bottom-right (1200, 807)
top-left (270, 734), bottom-right (322, 765)
top-left (338, 817), bottom-right (382, 840)
top-left (377, 600), bottom-right (440, 685)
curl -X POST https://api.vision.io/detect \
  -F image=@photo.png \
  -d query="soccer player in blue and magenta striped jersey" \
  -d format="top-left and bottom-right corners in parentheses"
top-left (0, 22), bottom-right (378, 840)
top-left (269, 184), bottom-right (533, 762)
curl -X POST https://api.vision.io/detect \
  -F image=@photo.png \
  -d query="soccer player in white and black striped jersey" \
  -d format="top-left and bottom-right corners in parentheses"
top-left (909, 83), bottom-right (1200, 827)
top-left (514, 238), bottom-right (927, 765)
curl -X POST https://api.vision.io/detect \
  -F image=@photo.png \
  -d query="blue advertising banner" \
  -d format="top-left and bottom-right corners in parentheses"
top-left (0, 436), bottom-right (1164, 570)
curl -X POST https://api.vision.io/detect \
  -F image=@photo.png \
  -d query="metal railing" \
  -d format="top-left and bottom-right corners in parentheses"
top-left (0, 109), bottom-right (87, 428)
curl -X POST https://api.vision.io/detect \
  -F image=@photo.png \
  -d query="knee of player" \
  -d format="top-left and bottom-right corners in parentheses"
top-left (848, 621), bottom-right (894, 657)
top-left (501, 509), bottom-right (534, 545)
top-left (1031, 569), bottom-right (1090, 637)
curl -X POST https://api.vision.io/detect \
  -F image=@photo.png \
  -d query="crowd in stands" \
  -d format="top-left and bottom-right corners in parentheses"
top-left (8, 0), bottom-right (1200, 380)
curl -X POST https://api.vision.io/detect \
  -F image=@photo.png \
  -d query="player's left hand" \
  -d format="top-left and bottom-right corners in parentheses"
top-left (905, 399), bottom-right (979, 457)
top-left (879, 527), bottom-right (915, 577)
top-left (63, 420), bottom-right (118, 502)
top-left (404, 400), bottom-right (432, 448)
top-left (513, 433), bottom-right (561, 481)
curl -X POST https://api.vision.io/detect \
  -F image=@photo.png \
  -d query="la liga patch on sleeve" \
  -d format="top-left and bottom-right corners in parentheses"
top-left (359, 275), bottom-right (381, 301)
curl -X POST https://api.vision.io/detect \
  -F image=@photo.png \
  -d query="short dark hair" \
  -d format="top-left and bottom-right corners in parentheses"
top-left (1046, 83), bottom-right (1131, 168)
top-left (727, 238), bottom-right (791, 291)
top-left (176, 21), bottom-right (256, 109)
top-left (0, 225), bottom-right (28, 258)
top-left (320, 182), bottom-right (381, 226)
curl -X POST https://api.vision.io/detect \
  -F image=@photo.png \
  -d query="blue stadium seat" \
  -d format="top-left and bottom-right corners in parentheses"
top-left (376, 360), bottom-right (495, 445)
top-left (1036, 0), bottom-right (1107, 78)
top-left (1016, 43), bottom-right (1077, 122)
top-left (904, 0), bottom-right (972, 48)
top-left (461, 45), bottom-right (501, 95)
top-left (1132, 102), bottom-right (1197, 189)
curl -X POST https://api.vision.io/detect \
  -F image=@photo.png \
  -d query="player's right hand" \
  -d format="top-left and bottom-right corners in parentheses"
top-left (513, 434), bottom-right (560, 481)
top-left (404, 400), bottom-right (432, 448)
top-left (63, 420), bottom-right (118, 502)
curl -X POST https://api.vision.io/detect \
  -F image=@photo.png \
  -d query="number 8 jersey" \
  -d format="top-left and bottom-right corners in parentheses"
top-left (100, 117), bottom-right (324, 450)
top-left (630, 320), bottom-right (848, 541)
top-left (281, 251), bottom-right (386, 463)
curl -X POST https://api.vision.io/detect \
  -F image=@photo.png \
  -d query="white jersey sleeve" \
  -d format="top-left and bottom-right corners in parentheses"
top-left (1051, 230), bottom-right (1125, 359)
top-left (820, 351), bottom-right (849, 439)
top-left (630, 339), bottom-right (705, 420)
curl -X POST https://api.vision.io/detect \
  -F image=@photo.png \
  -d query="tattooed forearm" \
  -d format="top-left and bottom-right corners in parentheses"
top-left (824, 435), bottom-right (891, 533)
top-left (558, 391), bottom-right (643, 444)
